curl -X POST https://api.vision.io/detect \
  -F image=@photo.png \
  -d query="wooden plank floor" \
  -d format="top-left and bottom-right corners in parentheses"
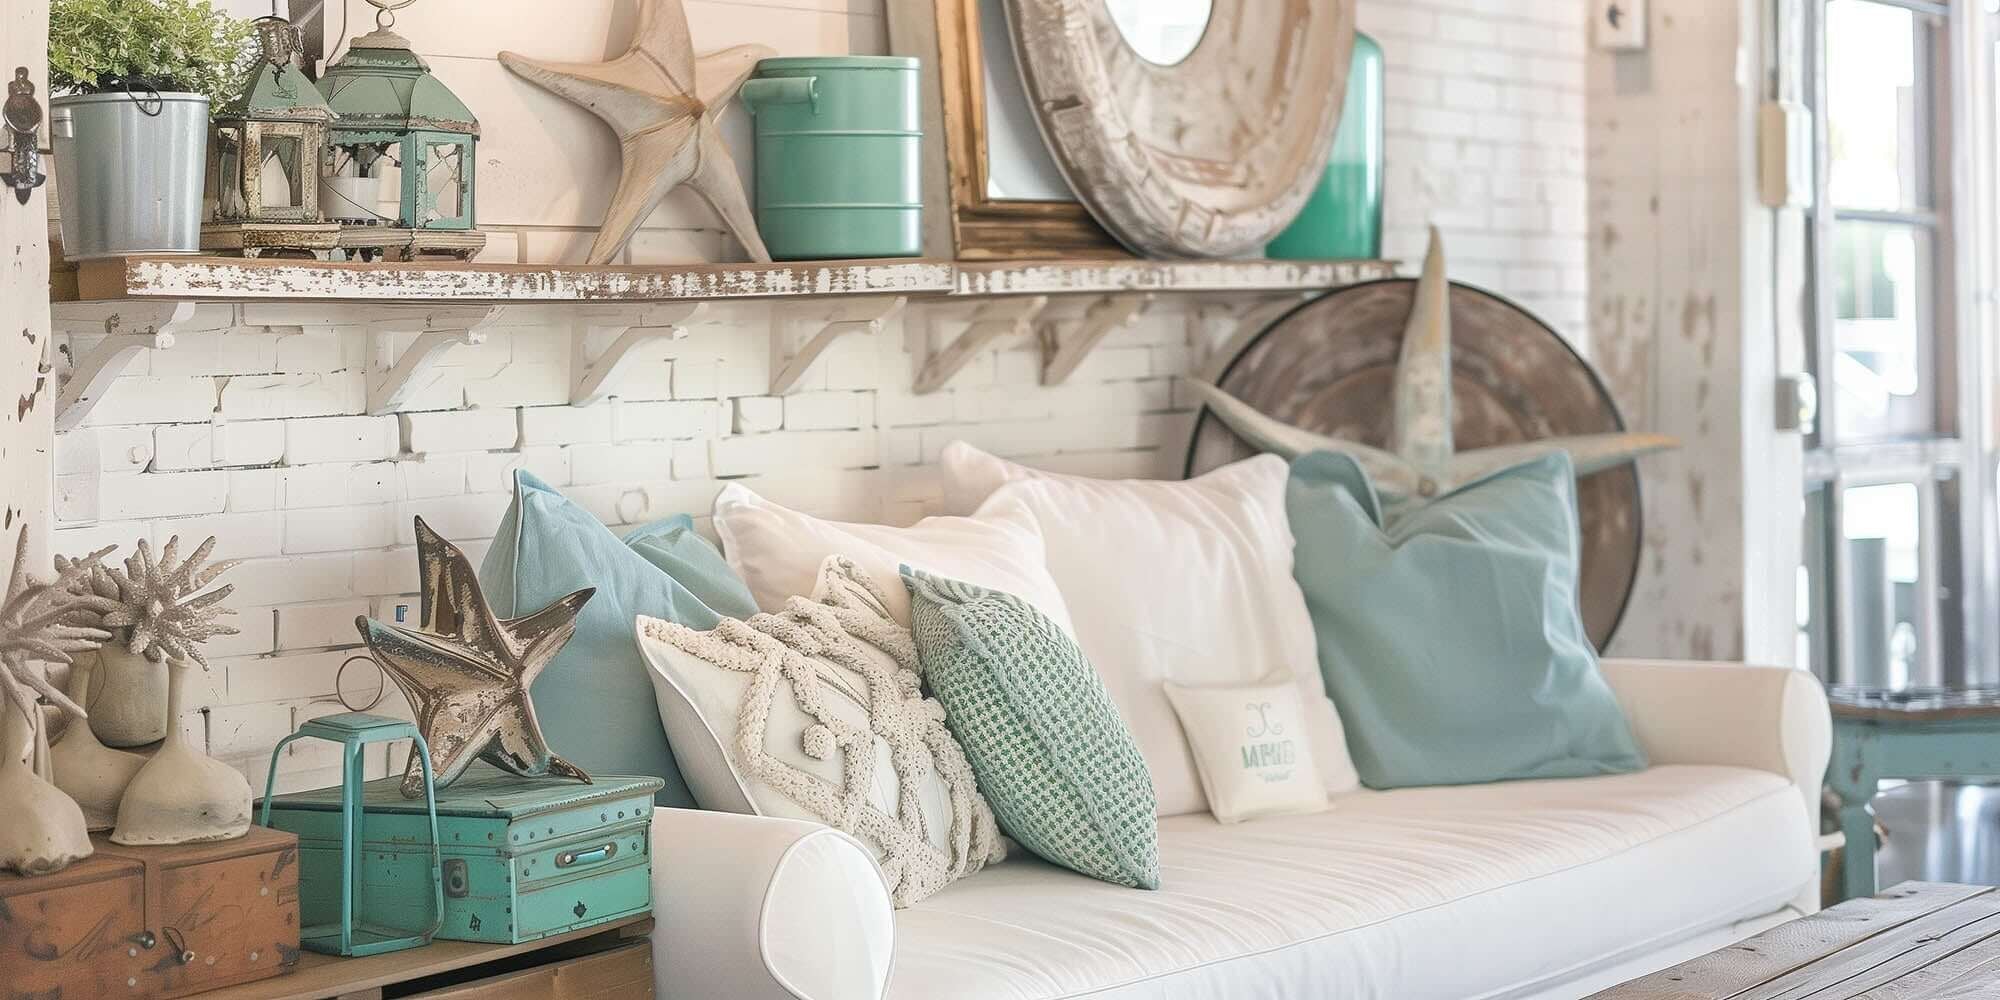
top-left (1593, 883), bottom-right (2000, 999)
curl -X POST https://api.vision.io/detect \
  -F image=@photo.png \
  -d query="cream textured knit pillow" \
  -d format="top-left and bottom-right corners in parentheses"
top-left (638, 556), bottom-right (1005, 906)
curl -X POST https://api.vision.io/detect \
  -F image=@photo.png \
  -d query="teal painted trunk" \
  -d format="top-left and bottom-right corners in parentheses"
top-left (740, 56), bottom-right (922, 260)
top-left (260, 768), bottom-right (662, 945)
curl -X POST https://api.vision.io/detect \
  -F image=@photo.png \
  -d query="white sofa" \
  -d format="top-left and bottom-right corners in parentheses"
top-left (645, 658), bottom-right (1830, 1000)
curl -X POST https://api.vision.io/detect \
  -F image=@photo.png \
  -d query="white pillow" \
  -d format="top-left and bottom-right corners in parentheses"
top-left (1165, 680), bottom-right (1330, 824)
top-left (637, 556), bottom-right (1005, 906)
top-left (940, 442), bottom-right (1361, 816)
top-left (712, 482), bottom-right (1074, 635)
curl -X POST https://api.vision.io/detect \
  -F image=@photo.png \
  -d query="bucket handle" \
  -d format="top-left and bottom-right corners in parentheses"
top-left (740, 75), bottom-right (819, 116)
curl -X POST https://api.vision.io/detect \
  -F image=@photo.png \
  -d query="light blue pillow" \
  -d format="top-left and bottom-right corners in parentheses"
top-left (480, 472), bottom-right (756, 806)
top-left (624, 515), bottom-right (759, 619)
top-left (1287, 450), bottom-right (1645, 788)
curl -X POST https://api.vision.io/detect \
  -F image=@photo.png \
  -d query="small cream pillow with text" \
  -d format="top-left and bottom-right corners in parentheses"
top-left (1164, 681), bottom-right (1331, 824)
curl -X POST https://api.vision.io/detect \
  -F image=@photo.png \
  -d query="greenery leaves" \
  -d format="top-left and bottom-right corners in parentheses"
top-left (49, 0), bottom-right (255, 109)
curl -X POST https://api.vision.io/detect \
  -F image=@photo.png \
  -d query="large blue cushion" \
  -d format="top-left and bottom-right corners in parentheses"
top-left (1287, 450), bottom-right (1645, 788)
top-left (479, 472), bottom-right (756, 805)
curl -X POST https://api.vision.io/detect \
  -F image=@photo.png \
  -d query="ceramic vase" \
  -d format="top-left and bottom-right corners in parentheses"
top-left (88, 643), bottom-right (171, 748)
top-left (111, 658), bottom-right (250, 845)
top-left (51, 656), bottom-right (147, 831)
top-left (0, 703), bottom-right (93, 875)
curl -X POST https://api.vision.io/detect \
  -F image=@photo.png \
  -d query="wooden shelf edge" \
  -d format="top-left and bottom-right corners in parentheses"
top-left (53, 255), bottom-right (1399, 305)
top-left (62, 256), bottom-right (958, 304)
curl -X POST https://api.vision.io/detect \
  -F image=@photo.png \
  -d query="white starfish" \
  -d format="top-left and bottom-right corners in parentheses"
top-left (1188, 227), bottom-right (1677, 500)
top-left (499, 0), bottom-right (771, 265)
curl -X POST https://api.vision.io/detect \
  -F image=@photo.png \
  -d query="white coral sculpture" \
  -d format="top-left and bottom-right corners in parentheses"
top-left (88, 536), bottom-right (242, 671)
top-left (0, 529), bottom-right (118, 722)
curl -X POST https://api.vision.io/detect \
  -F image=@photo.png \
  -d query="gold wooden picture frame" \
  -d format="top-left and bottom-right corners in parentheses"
top-left (889, 0), bottom-right (1125, 260)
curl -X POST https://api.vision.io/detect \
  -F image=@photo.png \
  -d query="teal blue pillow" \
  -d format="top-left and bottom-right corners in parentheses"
top-left (904, 567), bottom-right (1160, 890)
top-left (480, 472), bottom-right (756, 805)
top-left (1287, 450), bottom-right (1645, 788)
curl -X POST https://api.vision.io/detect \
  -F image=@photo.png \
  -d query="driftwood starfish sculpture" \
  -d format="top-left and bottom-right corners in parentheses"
top-left (498, 0), bottom-right (772, 265)
top-left (356, 517), bottom-right (593, 798)
top-left (1186, 227), bottom-right (1677, 501)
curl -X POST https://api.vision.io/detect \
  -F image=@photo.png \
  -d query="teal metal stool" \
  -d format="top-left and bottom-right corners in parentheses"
top-left (259, 712), bottom-right (444, 956)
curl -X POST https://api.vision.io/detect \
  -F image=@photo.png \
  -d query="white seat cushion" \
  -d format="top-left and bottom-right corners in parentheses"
top-left (888, 765), bottom-right (1813, 1000)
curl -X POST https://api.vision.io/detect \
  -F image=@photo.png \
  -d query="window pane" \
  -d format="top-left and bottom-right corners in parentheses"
top-left (1825, 0), bottom-right (1937, 212)
top-left (1842, 482), bottom-right (1922, 689)
top-left (258, 134), bottom-right (304, 210)
top-left (1830, 220), bottom-right (1934, 440)
top-left (424, 142), bottom-right (464, 223)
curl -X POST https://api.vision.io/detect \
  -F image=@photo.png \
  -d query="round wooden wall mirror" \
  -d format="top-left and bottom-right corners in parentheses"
top-left (1001, 0), bottom-right (1356, 258)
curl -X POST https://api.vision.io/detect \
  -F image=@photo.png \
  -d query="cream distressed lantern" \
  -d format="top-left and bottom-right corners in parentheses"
top-left (201, 15), bottom-right (341, 257)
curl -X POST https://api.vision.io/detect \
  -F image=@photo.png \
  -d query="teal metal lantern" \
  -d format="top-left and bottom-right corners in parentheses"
top-left (259, 711), bottom-right (445, 957)
top-left (316, 1), bottom-right (485, 261)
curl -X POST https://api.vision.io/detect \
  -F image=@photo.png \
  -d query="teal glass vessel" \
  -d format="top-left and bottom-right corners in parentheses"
top-left (1267, 32), bottom-right (1383, 260)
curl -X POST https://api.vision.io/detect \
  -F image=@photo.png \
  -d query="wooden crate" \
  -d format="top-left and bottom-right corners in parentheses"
top-left (0, 826), bottom-right (301, 998)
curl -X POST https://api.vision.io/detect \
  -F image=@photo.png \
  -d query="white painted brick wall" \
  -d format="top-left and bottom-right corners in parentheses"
top-left (44, 0), bottom-right (1590, 794)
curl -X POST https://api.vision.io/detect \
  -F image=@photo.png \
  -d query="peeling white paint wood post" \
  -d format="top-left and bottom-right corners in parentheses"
top-left (366, 307), bottom-right (508, 415)
top-left (1041, 293), bottom-right (1148, 385)
top-left (53, 302), bottom-right (197, 432)
top-left (571, 303), bottom-right (705, 406)
top-left (768, 295), bottom-right (907, 395)
top-left (914, 296), bottom-right (1049, 395)
top-left (0, 0), bottom-right (51, 583)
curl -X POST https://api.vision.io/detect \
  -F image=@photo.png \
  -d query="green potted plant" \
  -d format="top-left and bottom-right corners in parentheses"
top-left (47, 0), bottom-right (252, 258)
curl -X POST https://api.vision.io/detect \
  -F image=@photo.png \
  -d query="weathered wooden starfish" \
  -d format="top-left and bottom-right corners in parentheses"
top-left (1188, 227), bottom-right (1677, 501)
top-left (498, 0), bottom-right (772, 265)
top-left (357, 517), bottom-right (594, 798)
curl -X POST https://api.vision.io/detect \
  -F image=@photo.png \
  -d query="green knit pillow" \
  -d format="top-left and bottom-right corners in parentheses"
top-left (904, 567), bottom-right (1159, 889)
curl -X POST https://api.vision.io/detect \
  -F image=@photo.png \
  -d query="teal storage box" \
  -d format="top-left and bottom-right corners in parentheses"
top-left (260, 767), bottom-right (663, 945)
top-left (741, 56), bottom-right (922, 260)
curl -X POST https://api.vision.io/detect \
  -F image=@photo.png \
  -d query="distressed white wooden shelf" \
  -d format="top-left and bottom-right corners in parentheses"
top-left (50, 256), bottom-right (1396, 410)
top-left (60, 255), bottom-right (958, 303)
top-left (58, 255), bottom-right (1395, 304)
top-left (953, 258), bottom-right (1395, 297)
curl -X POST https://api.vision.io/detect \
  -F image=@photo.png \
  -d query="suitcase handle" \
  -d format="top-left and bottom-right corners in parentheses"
top-left (555, 841), bottom-right (618, 869)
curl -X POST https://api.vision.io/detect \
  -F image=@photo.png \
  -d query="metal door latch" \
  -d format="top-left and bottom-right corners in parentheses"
top-left (2, 68), bottom-right (45, 205)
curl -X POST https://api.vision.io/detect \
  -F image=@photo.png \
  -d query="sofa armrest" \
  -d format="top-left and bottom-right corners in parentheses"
top-left (650, 808), bottom-right (894, 1000)
top-left (1599, 658), bottom-right (1831, 912)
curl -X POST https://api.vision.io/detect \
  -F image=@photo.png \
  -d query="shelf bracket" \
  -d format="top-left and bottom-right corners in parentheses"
top-left (1198, 293), bottom-right (1315, 382)
top-left (914, 296), bottom-right (1048, 395)
top-left (570, 303), bottom-right (705, 406)
top-left (366, 306), bottom-right (505, 415)
top-left (1040, 293), bottom-right (1150, 386)
top-left (769, 295), bottom-right (906, 395)
top-left (55, 301), bottom-right (198, 433)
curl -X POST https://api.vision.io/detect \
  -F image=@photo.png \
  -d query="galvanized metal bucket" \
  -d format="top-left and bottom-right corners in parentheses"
top-left (740, 56), bottom-right (921, 260)
top-left (50, 91), bottom-right (209, 259)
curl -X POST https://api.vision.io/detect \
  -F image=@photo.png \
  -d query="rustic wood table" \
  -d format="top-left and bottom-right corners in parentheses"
top-left (183, 914), bottom-right (652, 1000)
top-left (1825, 687), bottom-right (2000, 903)
top-left (1592, 882), bottom-right (2000, 998)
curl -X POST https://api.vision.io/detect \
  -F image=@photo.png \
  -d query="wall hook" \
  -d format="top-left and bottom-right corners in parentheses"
top-left (3, 68), bottom-right (46, 205)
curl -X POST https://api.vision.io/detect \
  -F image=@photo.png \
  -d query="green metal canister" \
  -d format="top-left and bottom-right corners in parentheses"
top-left (740, 56), bottom-right (922, 260)
top-left (1267, 32), bottom-right (1383, 260)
